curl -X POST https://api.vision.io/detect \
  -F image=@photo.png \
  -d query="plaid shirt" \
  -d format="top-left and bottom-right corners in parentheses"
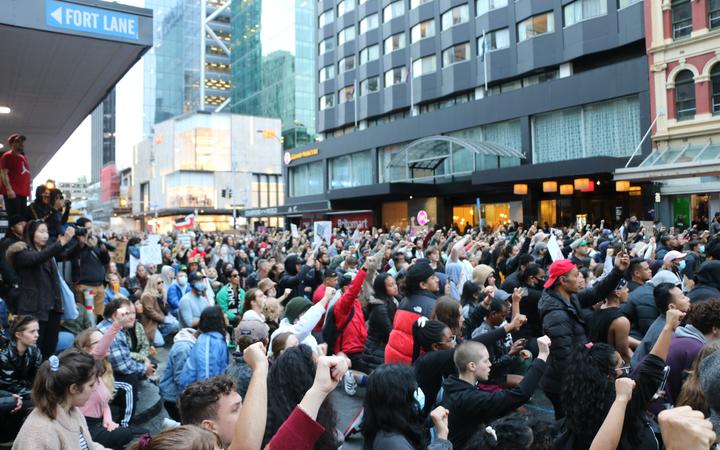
top-left (97, 319), bottom-right (146, 376)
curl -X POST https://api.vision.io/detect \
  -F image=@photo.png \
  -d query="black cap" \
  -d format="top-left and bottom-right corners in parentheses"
top-left (188, 271), bottom-right (206, 283)
top-left (338, 273), bottom-right (353, 289)
top-left (323, 267), bottom-right (339, 279)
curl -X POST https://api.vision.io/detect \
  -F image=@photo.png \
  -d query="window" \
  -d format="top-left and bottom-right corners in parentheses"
top-left (618, 0), bottom-right (642, 9)
top-left (319, 37), bottom-right (335, 54)
top-left (412, 55), bottom-right (437, 77)
top-left (532, 96), bottom-right (640, 163)
top-left (330, 151), bottom-right (372, 189)
top-left (442, 4), bottom-right (469, 30)
top-left (517, 12), bottom-right (555, 41)
top-left (338, 85), bottom-right (356, 104)
top-left (712, 65), bottom-right (720, 114)
top-left (360, 76), bottom-right (380, 95)
top-left (289, 161), bottom-right (323, 196)
top-left (675, 70), bottom-right (696, 120)
top-left (384, 66), bottom-right (408, 87)
top-left (338, 55), bottom-right (356, 73)
top-left (564, 0), bottom-right (607, 26)
top-left (410, 0), bottom-right (433, 9)
top-left (384, 32), bottom-right (406, 54)
top-left (384, 0), bottom-right (405, 22)
top-left (442, 42), bottom-right (471, 67)
top-left (338, 26), bottom-right (356, 46)
top-left (320, 93), bottom-right (335, 110)
top-left (252, 174), bottom-right (281, 208)
top-left (319, 9), bottom-right (334, 27)
top-left (710, 0), bottom-right (720, 29)
top-left (337, 0), bottom-right (355, 16)
top-left (319, 64), bottom-right (335, 82)
top-left (672, 0), bottom-right (692, 39)
top-left (360, 13), bottom-right (379, 34)
top-left (411, 19), bottom-right (436, 42)
top-left (359, 44), bottom-right (380, 64)
top-left (476, 0), bottom-right (508, 16)
top-left (478, 28), bottom-right (509, 54)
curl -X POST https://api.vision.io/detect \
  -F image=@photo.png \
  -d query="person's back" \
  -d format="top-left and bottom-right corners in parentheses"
top-left (621, 282), bottom-right (659, 340)
top-left (688, 261), bottom-right (720, 304)
top-left (179, 331), bottom-right (228, 389)
top-left (159, 328), bottom-right (197, 412)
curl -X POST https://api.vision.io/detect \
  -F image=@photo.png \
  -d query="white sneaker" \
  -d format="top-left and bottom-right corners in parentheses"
top-left (162, 418), bottom-right (181, 430)
top-left (343, 370), bottom-right (357, 396)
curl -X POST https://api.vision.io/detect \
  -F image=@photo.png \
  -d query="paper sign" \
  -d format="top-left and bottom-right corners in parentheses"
top-left (547, 235), bottom-right (565, 261)
top-left (178, 232), bottom-right (193, 248)
top-left (313, 221), bottom-right (332, 245)
top-left (291, 223), bottom-right (299, 238)
top-left (111, 240), bottom-right (127, 265)
top-left (140, 243), bottom-right (162, 266)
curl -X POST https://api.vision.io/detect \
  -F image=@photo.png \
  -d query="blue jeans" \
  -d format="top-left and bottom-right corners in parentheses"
top-left (155, 318), bottom-right (180, 346)
top-left (56, 331), bottom-right (76, 353)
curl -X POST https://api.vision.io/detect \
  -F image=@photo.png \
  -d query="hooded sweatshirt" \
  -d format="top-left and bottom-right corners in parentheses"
top-left (664, 325), bottom-right (706, 404)
top-left (278, 254), bottom-right (312, 299)
top-left (159, 328), bottom-right (197, 402)
top-left (688, 261), bottom-right (720, 304)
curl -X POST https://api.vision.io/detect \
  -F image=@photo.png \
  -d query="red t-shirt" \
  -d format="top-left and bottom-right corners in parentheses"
top-left (0, 151), bottom-right (30, 197)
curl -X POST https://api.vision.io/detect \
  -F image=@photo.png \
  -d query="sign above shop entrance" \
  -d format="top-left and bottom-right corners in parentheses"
top-left (284, 148), bottom-right (319, 165)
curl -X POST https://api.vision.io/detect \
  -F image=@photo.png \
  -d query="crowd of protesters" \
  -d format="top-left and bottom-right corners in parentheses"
top-left (1, 179), bottom-right (720, 449)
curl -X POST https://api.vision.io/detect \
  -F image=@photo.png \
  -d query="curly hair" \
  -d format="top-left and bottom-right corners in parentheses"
top-left (676, 340), bottom-right (720, 416)
top-left (178, 375), bottom-right (236, 426)
top-left (686, 300), bottom-right (720, 334)
top-left (561, 343), bottom-right (617, 449)
top-left (263, 345), bottom-right (338, 450)
top-left (465, 413), bottom-right (534, 450)
top-left (432, 296), bottom-right (462, 336)
top-left (361, 364), bottom-right (427, 450)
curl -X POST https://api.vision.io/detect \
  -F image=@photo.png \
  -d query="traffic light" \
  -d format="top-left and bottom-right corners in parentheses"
top-left (221, 189), bottom-right (227, 198)
top-left (228, 189), bottom-right (232, 198)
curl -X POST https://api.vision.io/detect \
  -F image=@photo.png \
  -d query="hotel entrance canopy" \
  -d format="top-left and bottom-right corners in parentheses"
top-left (614, 142), bottom-right (720, 182)
top-left (0, 0), bottom-right (153, 173)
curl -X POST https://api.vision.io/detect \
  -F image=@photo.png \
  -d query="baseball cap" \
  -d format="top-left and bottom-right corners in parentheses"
top-left (338, 273), bottom-right (354, 289)
top-left (188, 271), bottom-right (206, 283)
top-left (7, 133), bottom-right (26, 144)
top-left (323, 267), bottom-right (339, 279)
top-left (663, 250), bottom-right (687, 265)
top-left (578, 240), bottom-right (589, 246)
top-left (234, 320), bottom-right (269, 342)
top-left (544, 259), bottom-right (577, 289)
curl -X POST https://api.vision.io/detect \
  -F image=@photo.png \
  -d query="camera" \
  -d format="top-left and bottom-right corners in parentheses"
top-left (71, 224), bottom-right (88, 237)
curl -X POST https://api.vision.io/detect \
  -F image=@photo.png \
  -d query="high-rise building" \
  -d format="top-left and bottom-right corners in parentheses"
top-left (269, 0), bottom-right (653, 229)
top-left (90, 89), bottom-right (116, 183)
top-left (229, 0), bottom-right (316, 148)
top-left (615, 0), bottom-right (720, 226)
top-left (144, 0), bottom-right (232, 137)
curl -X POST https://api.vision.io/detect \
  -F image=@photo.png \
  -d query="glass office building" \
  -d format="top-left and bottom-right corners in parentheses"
top-left (230, 0), bottom-right (316, 148)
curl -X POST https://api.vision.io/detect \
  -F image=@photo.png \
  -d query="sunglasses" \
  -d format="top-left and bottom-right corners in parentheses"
top-left (230, 273), bottom-right (240, 278)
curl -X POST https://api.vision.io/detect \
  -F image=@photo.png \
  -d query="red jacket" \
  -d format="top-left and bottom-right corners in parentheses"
top-left (264, 406), bottom-right (325, 450)
top-left (333, 268), bottom-right (368, 355)
top-left (384, 309), bottom-right (421, 364)
top-left (312, 284), bottom-right (328, 333)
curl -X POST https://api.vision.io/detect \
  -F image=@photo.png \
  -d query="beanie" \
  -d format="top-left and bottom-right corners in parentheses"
top-left (406, 262), bottom-right (435, 293)
top-left (284, 297), bottom-right (312, 323)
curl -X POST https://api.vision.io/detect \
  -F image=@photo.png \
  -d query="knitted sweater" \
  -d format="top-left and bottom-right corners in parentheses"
top-left (12, 406), bottom-right (107, 450)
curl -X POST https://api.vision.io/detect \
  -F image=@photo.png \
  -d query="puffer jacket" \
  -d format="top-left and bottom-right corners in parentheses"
top-left (0, 339), bottom-right (42, 397)
top-left (361, 296), bottom-right (398, 371)
top-left (620, 282), bottom-right (659, 340)
top-left (7, 241), bottom-right (66, 321)
top-left (159, 328), bottom-right (197, 402)
top-left (385, 290), bottom-right (437, 365)
top-left (179, 331), bottom-right (228, 389)
top-left (539, 268), bottom-right (623, 395)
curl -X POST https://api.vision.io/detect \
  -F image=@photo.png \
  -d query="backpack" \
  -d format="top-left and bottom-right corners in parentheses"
top-left (322, 303), bottom-right (355, 353)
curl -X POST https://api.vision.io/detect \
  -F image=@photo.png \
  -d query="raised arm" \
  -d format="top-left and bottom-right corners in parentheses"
top-left (589, 378), bottom-right (635, 450)
top-left (577, 253), bottom-right (629, 308)
top-left (228, 342), bottom-right (268, 450)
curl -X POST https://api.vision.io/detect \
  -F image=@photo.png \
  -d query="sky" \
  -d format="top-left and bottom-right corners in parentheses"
top-left (33, 0), bottom-right (146, 187)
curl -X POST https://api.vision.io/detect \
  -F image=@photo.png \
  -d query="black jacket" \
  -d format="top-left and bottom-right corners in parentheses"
top-left (7, 241), bottom-right (66, 321)
top-left (0, 389), bottom-right (19, 414)
top-left (278, 254), bottom-right (312, 299)
top-left (361, 296), bottom-right (397, 371)
top-left (71, 240), bottom-right (111, 285)
top-left (0, 233), bottom-right (22, 310)
top-left (538, 268), bottom-right (623, 395)
top-left (688, 260), bottom-right (720, 303)
top-left (0, 339), bottom-right (43, 397)
top-left (620, 282), bottom-right (659, 340)
top-left (515, 284), bottom-right (543, 340)
top-left (443, 358), bottom-right (547, 450)
top-left (399, 290), bottom-right (438, 319)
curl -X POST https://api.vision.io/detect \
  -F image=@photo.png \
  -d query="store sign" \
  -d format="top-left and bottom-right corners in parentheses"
top-left (417, 210), bottom-right (429, 226)
top-left (331, 212), bottom-right (373, 230)
top-left (285, 148), bottom-right (319, 164)
top-left (243, 201), bottom-right (330, 218)
top-left (46, 0), bottom-right (140, 40)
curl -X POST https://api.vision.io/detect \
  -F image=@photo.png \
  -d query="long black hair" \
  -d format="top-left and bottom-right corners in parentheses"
top-left (373, 273), bottom-right (394, 301)
top-left (460, 281), bottom-right (482, 307)
top-left (465, 413), bottom-right (534, 450)
top-left (362, 364), bottom-right (427, 450)
top-left (197, 306), bottom-right (227, 337)
top-left (561, 343), bottom-right (618, 449)
top-left (263, 345), bottom-right (338, 450)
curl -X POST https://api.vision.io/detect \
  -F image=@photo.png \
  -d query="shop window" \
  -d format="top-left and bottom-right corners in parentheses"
top-left (711, 0), bottom-right (720, 29)
top-left (672, 0), bottom-right (692, 39)
top-left (329, 150), bottom-right (372, 189)
top-left (289, 161), bottom-right (323, 197)
top-left (517, 11), bottom-right (554, 41)
top-left (675, 70), bottom-right (696, 120)
top-left (711, 64), bottom-right (720, 115)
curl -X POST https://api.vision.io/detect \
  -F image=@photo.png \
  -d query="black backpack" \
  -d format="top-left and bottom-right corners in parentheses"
top-left (322, 303), bottom-right (355, 353)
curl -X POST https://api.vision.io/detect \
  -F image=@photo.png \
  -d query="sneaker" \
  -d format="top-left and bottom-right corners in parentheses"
top-left (162, 418), bottom-right (181, 430)
top-left (343, 370), bottom-right (357, 396)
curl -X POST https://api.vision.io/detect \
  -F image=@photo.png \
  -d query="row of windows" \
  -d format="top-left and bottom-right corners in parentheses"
top-left (674, 66), bottom-right (720, 120)
top-left (672, 0), bottom-right (720, 39)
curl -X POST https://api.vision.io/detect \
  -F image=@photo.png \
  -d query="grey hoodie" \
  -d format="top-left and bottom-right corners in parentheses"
top-left (700, 351), bottom-right (720, 437)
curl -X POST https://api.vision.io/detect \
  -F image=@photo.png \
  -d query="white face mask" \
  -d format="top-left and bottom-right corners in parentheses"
top-left (177, 276), bottom-right (188, 286)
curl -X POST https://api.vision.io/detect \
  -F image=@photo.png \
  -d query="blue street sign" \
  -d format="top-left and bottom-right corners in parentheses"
top-left (45, 0), bottom-right (139, 41)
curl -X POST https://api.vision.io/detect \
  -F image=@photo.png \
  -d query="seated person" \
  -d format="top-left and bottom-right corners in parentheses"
top-left (105, 272), bottom-right (130, 304)
top-left (159, 327), bottom-right (198, 422)
top-left (178, 272), bottom-right (211, 329)
top-left (226, 320), bottom-right (269, 398)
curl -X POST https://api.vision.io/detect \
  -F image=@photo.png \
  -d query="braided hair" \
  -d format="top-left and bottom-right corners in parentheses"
top-left (411, 318), bottom-right (448, 362)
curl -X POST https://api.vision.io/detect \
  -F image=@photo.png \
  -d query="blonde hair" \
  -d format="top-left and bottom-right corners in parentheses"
top-left (127, 425), bottom-right (221, 450)
top-left (74, 328), bottom-right (116, 399)
top-left (143, 274), bottom-right (165, 299)
top-left (262, 297), bottom-right (283, 322)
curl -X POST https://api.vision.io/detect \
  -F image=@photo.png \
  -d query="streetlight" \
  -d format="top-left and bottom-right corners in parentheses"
top-left (257, 129), bottom-right (284, 144)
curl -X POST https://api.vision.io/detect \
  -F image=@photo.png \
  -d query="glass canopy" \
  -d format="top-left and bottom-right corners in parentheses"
top-left (615, 141), bottom-right (720, 181)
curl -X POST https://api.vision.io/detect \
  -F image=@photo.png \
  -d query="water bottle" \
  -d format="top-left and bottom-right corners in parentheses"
top-left (84, 289), bottom-right (96, 327)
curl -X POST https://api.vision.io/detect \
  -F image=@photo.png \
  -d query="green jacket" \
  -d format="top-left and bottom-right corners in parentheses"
top-left (216, 283), bottom-right (246, 321)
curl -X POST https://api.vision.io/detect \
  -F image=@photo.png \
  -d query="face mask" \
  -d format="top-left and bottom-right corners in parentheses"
top-left (208, 277), bottom-right (217, 283)
top-left (193, 282), bottom-right (207, 292)
top-left (413, 387), bottom-right (425, 413)
top-left (177, 276), bottom-right (188, 286)
top-left (250, 252), bottom-right (255, 258)
top-left (700, 245), bottom-right (706, 254)
top-left (197, 246), bottom-right (204, 252)
top-left (678, 260), bottom-right (686, 271)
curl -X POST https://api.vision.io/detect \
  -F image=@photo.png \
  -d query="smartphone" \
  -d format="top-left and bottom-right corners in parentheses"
top-left (520, 287), bottom-right (529, 296)
top-left (652, 366), bottom-right (671, 401)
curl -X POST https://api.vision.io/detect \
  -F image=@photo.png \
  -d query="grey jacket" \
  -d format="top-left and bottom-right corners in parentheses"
top-left (371, 431), bottom-right (453, 450)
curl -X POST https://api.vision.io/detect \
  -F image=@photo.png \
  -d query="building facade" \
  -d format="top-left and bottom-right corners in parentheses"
top-left (615, 0), bottom-right (720, 228)
top-left (229, 0), bottom-right (317, 148)
top-left (279, 0), bottom-right (652, 229)
top-left (90, 89), bottom-right (116, 183)
top-left (132, 111), bottom-right (283, 232)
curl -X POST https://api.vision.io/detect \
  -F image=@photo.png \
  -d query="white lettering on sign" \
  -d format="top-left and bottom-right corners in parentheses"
top-left (104, 15), bottom-right (135, 35)
top-left (65, 9), bottom-right (100, 28)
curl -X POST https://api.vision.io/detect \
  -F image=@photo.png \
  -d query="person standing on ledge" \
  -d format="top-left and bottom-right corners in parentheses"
top-left (0, 133), bottom-right (31, 217)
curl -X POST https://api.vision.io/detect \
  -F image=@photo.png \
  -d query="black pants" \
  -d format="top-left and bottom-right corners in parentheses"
top-left (37, 311), bottom-right (62, 359)
top-left (3, 195), bottom-right (26, 218)
top-left (544, 389), bottom-right (565, 420)
top-left (111, 373), bottom-right (140, 427)
top-left (0, 398), bottom-right (33, 442)
top-left (164, 400), bottom-right (181, 422)
top-left (85, 416), bottom-right (148, 450)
